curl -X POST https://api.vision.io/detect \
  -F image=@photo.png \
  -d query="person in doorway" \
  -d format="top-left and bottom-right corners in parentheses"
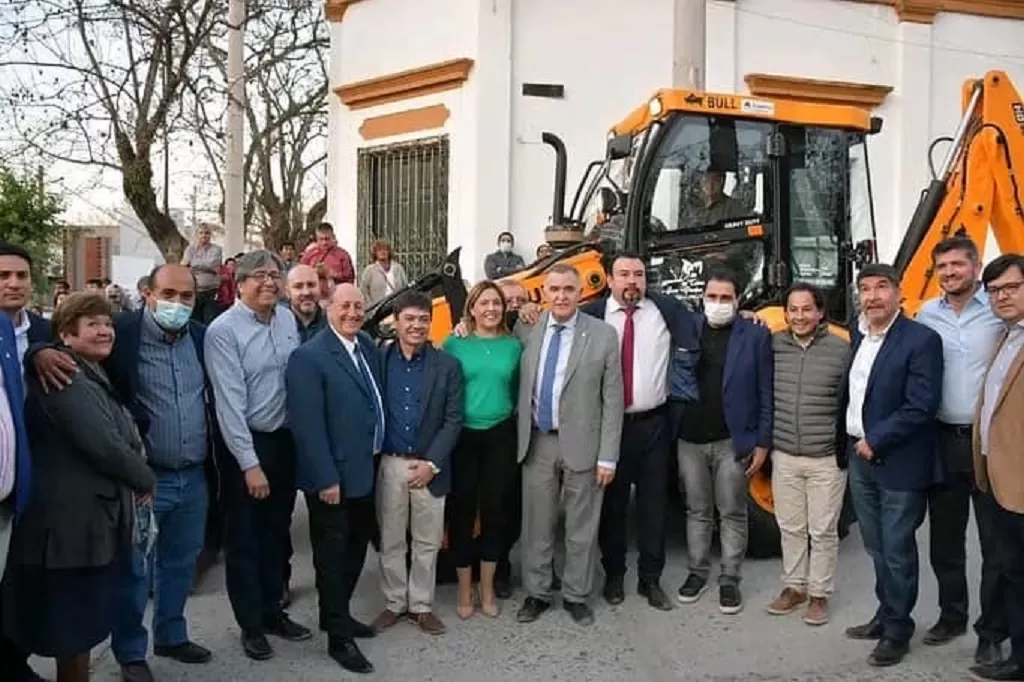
top-left (181, 223), bottom-right (223, 324)
top-left (443, 281), bottom-right (522, 618)
top-left (359, 240), bottom-right (410, 308)
top-left (484, 232), bottom-right (526, 280)
top-left (969, 253), bottom-right (1024, 682)
top-left (766, 283), bottom-right (849, 626)
top-left (916, 236), bottom-right (1009, 662)
top-left (286, 284), bottom-right (382, 674)
top-left (300, 223), bottom-right (355, 300)
top-left (675, 267), bottom-right (772, 616)
top-left (839, 263), bottom-right (943, 668)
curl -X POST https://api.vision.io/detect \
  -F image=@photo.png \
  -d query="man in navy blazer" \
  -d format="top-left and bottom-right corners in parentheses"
top-left (286, 283), bottom-right (385, 675)
top-left (837, 263), bottom-right (943, 668)
top-left (369, 290), bottom-right (462, 636)
top-left (675, 266), bottom-right (773, 616)
top-left (0, 242), bottom-right (52, 363)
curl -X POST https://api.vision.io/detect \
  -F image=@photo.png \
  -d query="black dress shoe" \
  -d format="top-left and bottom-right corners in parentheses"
top-left (638, 580), bottom-right (672, 611)
top-left (154, 641), bottom-right (213, 664)
top-left (923, 619), bottom-right (967, 646)
top-left (328, 638), bottom-right (374, 674)
top-left (516, 596), bottom-right (551, 623)
top-left (264, 613), bottom-right (313, 642)
top-left (976, 639), bottom-right (1007, 667)
top-left (603, 575), bottom-right (625, 605)
top-left (120, 662), bottom-right (154, 682)
top-left (348, 618), bottom-right (377, 639)
top-left (845, 620), bottom-right (883, 640)
top-left (563, 600), bottom-right (595, 626)
top-left (241, 631), bottom-right (274, 661)
top-left (969, 661), bottom-right (1024, 681)
top-left (867, 638), bottom-right (908, 667)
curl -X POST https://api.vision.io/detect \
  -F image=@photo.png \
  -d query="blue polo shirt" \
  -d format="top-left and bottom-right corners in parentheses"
top-left (381, 344), bottom-right (424, 454)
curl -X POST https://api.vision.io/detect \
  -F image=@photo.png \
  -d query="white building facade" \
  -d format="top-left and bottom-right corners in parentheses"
top-left (325, 0), bottom-right (1024, 280)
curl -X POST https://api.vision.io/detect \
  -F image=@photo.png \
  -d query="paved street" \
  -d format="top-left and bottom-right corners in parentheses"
top-left (36, 499), bottom-right (986, 681)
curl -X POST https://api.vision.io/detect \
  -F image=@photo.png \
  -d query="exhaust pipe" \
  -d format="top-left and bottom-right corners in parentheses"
top-left (542, 132), bottom-right (567, 226)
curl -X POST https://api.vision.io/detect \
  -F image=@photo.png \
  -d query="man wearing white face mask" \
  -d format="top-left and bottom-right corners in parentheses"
top-left (676, 267), bottom-right (774, 616)
top-left (484, 231), bottom-right (526, 280)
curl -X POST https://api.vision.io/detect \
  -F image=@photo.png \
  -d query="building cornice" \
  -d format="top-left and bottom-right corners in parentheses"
top-left (744, 73), bottom-right (894, 109)
top-left (849, 0), bottom-right (1024, 23)
top-left (335, 58), bottom-right (474, 110)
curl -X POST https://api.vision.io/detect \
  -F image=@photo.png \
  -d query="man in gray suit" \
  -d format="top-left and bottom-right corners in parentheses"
top-left (514, 263), bottom-right (624, 626)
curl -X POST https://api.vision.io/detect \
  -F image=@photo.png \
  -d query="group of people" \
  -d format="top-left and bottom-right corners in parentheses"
top-left (0, 226), bottom-right (1021, 682)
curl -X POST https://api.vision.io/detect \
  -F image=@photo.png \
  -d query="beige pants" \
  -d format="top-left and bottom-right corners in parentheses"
top-left (376, 456), bottom-right (446, 614)
top-left (771, 450), bottom-right (847, 598)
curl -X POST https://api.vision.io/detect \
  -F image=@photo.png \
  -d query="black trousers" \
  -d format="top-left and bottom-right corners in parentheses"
top-left (0, 503), bottom-right (35, 680)
top-left (449, 418), bottom-right (518, 567)
top-left (497, 465), bottom-right (524, 581)
top-left (992, 500), bottom-right (1024, 665)
top-left (222, 429), bottom-right (296, 633)
top-left (598, 405), bottom-right (670, 582)
top-left (192, 289), bottom-right (221, 325)
top-left (927, 426), bottom-right (1007, 641)
top-left (305, 493), bottom-right (374, 641)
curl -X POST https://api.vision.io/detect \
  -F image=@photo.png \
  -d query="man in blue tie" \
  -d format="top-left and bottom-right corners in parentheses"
top-left (286, 283), bottom-right (383, 675)
top-left (514, 264), bottom-right (624, 626)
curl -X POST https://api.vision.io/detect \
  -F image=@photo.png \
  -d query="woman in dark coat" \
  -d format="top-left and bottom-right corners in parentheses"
top-left (3, 292), bottom-right (155, 682)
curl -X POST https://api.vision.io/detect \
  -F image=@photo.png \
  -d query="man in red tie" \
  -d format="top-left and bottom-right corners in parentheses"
top-left (579, 252), bottom-right (702, 610)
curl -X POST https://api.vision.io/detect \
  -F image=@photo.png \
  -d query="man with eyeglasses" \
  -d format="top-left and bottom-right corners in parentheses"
top-left (204, 250), bottom-right (312, 662)
top-left (970, 253), bottom-right (1024, 682)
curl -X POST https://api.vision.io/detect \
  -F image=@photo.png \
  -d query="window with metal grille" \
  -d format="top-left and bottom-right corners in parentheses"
top-left (356, 136), bottom-right (449, 281)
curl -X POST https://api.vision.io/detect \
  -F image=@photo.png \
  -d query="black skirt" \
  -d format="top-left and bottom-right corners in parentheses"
top-left (4, 560), bottom-right (120, 657)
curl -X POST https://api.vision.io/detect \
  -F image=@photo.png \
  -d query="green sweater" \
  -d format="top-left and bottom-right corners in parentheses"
top-left (442, 333), bottom-right (522, 430)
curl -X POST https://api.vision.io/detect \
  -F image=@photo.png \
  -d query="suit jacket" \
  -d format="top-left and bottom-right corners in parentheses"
top-left (25, 311), bottom-right (51, 345)
top-left (286, 328), bottom-right (383, 499)
top-left (15, 352), bottom-right (155, 569)
top-left (516, 311), bottom-right (623, 472)
top-left (836, 314), bottom-right (944, 491)
top-left (0, 315), bottom-right (31, 516)
top-left (103, 310), bottom-right (224, 496)
top-left (379, 342), bottom-right (464, 497)
top-left (973, 326), bottom-right (1024, 513)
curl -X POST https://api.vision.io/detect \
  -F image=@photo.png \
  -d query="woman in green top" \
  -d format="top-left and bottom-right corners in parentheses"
top-left (442, 280), bottom-right (522, 619)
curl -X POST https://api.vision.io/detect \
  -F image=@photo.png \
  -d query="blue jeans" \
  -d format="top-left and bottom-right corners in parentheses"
top-left (111, 466), bottom-right (209, 664)
top-left (848, 453), bottom-right (927, 644)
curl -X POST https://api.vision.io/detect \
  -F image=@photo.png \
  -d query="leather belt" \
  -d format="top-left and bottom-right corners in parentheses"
top-left (623, 403), bottom-right (667, 423)
top-left (938, 422), bottom-right (972, 438)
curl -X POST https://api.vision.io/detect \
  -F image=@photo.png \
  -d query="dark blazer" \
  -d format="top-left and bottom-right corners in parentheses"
top-left (580, 292), bottom-right (703, 403)
top-left (103, 310), bottom-right (223, 494)
top-left (379, 343), bottom-right (463, 497)
top-left (286, 328), bottom-right (383, 499)
top-left (14, 352), bottom-right (155, 569)
top-left (0, 314), bottom-right (32, 516)
top-left (25, 311), bottom-right (51, 345)
top-left (706, 316), bottom-right (774, 458)
top-left (836, 314), bottom-right (944, 491)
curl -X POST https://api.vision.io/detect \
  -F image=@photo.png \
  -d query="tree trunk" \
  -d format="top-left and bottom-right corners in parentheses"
top-left (117, 133), bottom-right (188, 263)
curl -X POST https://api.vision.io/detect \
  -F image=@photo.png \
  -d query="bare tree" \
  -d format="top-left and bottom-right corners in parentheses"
top-left (184, 0), bottom-right (328, 251)
top-left (0, 0), bottom-right (221, 262)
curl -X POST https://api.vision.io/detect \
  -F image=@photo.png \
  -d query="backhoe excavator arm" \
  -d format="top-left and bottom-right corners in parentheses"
top-left (895, 71), bottom-right (1024, 316)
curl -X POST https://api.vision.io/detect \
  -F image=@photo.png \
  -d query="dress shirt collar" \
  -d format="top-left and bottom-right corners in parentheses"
top-left (857, 311), bottom-right (899, 339)
top-left (938, 283), bottom-right (987, 310)
top-left (606, 296), bottom-right (646, 315)
top-left (236, 298), bottom-right (276, 324)
top-left (546, 311), bottom-right (578, 330)
top-left (330, 322), bottom-right (359, 356)
top-left (11, 308), bottom-right (30, 336)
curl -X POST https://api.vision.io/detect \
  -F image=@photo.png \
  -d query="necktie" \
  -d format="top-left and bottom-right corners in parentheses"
top-left (622, 306), bottom-right (636, 409)
top-left (354, 346), bottom-right (385, 452)
top-left (537, 324), bottom-right (565, 432)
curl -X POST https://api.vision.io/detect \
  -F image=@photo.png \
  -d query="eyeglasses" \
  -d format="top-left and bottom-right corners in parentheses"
top-left (986, 281), bottom-right (1024, 299)
top-left (248, 271), bottom-right (282, 283)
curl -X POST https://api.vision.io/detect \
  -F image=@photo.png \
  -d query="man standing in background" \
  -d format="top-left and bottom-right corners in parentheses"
top-left (300, 223), bottom-right (355, 301)
top-left (182, 223), bottom-right (224, 324)
top-left (484, 232), bottom-right (526, 280)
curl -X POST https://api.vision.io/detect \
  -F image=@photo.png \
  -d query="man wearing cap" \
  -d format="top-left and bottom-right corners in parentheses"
top-left (838, 263), bottom-right (944, 668)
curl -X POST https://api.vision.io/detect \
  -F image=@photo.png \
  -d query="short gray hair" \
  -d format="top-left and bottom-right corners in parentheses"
top-left (235, 250), bottom-right (285, 284)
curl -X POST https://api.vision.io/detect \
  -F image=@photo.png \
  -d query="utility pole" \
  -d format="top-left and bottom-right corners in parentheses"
top-left (673, 0), bottom-right (706, 90)
top-left (224, 0), bottom-right (246, 255)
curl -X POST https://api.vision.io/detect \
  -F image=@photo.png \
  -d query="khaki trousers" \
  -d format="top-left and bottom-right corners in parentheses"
top-left (376, 456), bottom-right (446, 614)
top-left (771, 450), bottom-right (847, 598)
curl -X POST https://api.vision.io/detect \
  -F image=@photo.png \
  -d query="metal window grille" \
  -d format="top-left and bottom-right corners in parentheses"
top-left (356, 136), bottom-right (449, 280)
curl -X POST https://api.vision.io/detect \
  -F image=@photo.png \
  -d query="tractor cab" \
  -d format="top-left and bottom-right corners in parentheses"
top-left (570, 90), bottom-right (882, 325)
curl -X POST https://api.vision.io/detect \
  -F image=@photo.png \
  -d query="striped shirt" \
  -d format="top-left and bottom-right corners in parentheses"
top-left (205, 300), bottom-right (300, 470)
top-left (137, 310), bottom-right (207, 469)
top-left (0, 361), bottom-right (15, 500)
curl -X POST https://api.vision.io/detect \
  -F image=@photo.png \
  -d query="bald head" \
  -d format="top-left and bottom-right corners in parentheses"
top-left (146, 263), bottom-right (197, 310)
top-left (328, 283), bottom-right (365, 340)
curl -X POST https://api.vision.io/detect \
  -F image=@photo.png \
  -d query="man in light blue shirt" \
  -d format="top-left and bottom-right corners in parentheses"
top-left (915, 236), bottom-right (1008, 665)
top-left (205, 250), bottom-right (312, 662)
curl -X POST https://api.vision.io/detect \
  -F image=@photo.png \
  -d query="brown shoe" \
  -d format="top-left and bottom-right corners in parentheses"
top-left (371, 609), bottom-right (404, 632)
top-left (804, 597), bottom-right (829, 626)
top-left (413, 611), bottom-right (446, 635)
top-left (766, 587), bottom-right (807, 615)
